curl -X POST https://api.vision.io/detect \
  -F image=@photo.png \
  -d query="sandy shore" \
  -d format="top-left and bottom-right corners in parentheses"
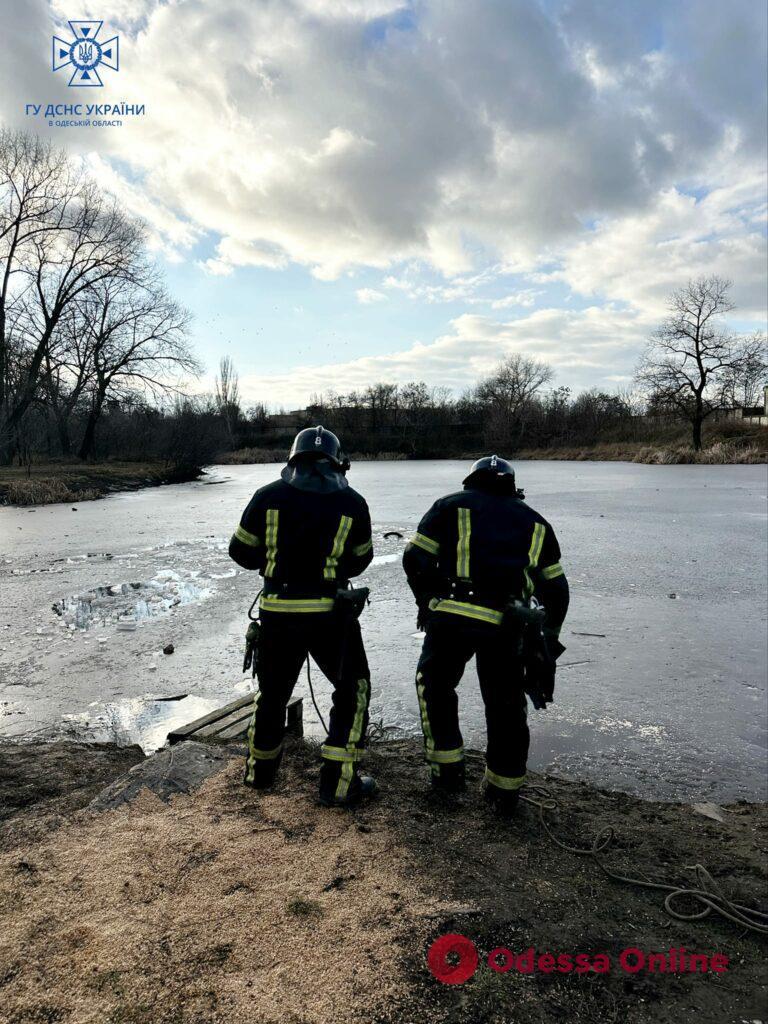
top-left (0, 737), bottom-right (765, 1024)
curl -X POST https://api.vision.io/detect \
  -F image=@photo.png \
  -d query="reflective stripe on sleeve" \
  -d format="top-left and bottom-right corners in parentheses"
top-left (409, 532), bottom-right (440, 556)
top-left (234, 524), bottom-right (261, 547)
top-left (432, 598), bottom-right (503, 626)
top-left (485, 768), bottom-right (526, 791)
top-left (540, 561), bottom-right (563, 580)
top-left (352, 537), bottom-right (373, 557)
top-left (523, 522), bottom-right (546, 598)
top-left (264, 509), bottom-right (279, 577)
top-left (325, 515), bottom-right (353, 580)
top-left (456, 507), bottom-right (471, 579)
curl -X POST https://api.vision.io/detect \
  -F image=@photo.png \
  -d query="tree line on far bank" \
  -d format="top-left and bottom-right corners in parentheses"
top-left (2, 129), bottom-right (764, 469)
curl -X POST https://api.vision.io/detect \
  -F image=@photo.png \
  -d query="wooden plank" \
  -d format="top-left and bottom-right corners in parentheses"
top-left (169, 696), bottom-right (305, 745)
top-left (215, 717), bottom-right (254, 741)
top-left (167, 695), bottom-right (304, 746)
top-left (167, 693), bottom-right (253, 744)
top-left (195, 705), bottom-right (254, 740)
top-left (210, 697), bottom-right (303, 743)
top-left (286, 698), bottom-right (303, 736)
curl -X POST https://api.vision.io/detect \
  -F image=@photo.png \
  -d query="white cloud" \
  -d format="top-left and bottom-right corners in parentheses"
top-left (554, 178), bottom-right (767, 318)
top-left (4, 0), bottom-right (764, 285)
top-left (237, 304), bottom-right (653, 406)
top-left (356, 287), bottom-right (387, 304)
top-left (2, 0), bottom-right (764, 398)
top-left (490, 290), bottom-right (542, 310)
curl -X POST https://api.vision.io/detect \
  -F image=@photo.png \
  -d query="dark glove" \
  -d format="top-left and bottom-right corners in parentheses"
top-left (243, 620), bottom-right (261, 678)
top-left (416, 599), bottom-right (433, 632)
top-left (525, 651), bottom-right (555, 708)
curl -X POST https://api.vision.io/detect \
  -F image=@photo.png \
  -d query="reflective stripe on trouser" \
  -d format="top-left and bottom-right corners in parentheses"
top-left (244, 609), bottom-right (370, 795)
top-left (245, 691), bottom-right (285, 785)
top-left (319, 672), bottom-right (370, 801)
top-left (415, 613), bottom-right (529, 785)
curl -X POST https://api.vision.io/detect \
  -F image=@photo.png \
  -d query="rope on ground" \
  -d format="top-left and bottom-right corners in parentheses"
top-left (519, 784), bottom-right (768, 936)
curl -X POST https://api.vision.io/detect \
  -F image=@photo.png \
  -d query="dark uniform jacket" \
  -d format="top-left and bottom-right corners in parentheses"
top-left (403, 483), bottom-right (569, 636)
top-left (229, 463), bottom-right (373, 613)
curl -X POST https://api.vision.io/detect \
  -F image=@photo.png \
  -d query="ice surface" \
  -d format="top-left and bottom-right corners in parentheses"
top-left (1, 461), bottom-right (766, 800)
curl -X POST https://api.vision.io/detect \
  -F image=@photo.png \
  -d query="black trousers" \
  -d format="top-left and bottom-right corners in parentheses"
top-left (244, 610), bottom-right (371, 800)
top-left (415, 612), bottom-right (529, 793)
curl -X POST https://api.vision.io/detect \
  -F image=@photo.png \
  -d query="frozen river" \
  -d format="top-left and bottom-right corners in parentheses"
top-left (1, 460), bottom-right (766, 801)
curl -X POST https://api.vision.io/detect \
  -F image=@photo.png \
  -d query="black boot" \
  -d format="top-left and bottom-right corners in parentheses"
top-left (243, 750), bottom-right (283, 790)
top-left (430, 761), bottom-right (466, 793)
top-left (483, 782), bottom-right (520, 815)
top-left (319, 773), bottom-right (379, 807)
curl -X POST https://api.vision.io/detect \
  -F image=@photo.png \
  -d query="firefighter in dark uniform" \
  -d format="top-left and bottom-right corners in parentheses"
top-left (403, 456), bottom-right (569, 811)
top-left (229, 426), bottom-right (377, 806)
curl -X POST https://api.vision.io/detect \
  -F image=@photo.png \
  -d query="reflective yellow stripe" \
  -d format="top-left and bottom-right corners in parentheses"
top-left (352, 537), bottom-right (372, 557)
top-left (336, 761), bottom-right (354, 801)
top-left (427, 747), bottom-right (465, 765)
top-left (245, 694), bottom-right (283, 783)
top-left (523, 522), bottom-right (546, 598)
top-left (321, 745), bottom-right (361, 762)
top-left (415, 670), bottom-right (435, 762)
top-left (259, 595), bottom-right (335, 613)
top-left (335, 677), bottom-right (370, 800)
top-left (433, 598), bottom-right (503, 626)
top-left (541, 561), bottom-right (563, 580)
top-left (410, 533), bottom-right (440, 556)
top-left (248, 744), bottom-right (283, 761)
top-left (264, 508), bottom-right (279, 577)
top-left (234, 524), bottom-right (260, 547)
top-left (485, 768), bottom-right (526, 791)
top-left (325, 515), bottom-right (353, 581)
top-left (456, 508), bottom-right (471, 579)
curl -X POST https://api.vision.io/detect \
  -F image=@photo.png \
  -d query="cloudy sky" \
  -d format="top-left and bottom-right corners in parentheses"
top-left (2, 0), bottom-right (766, 407)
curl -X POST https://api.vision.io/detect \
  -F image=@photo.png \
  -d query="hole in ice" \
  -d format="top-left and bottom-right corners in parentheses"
top-left (51, 570), bottom-right (211, 630)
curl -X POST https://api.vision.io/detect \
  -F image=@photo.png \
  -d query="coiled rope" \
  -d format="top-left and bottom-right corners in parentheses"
top-left (519, 784), bottom-right (768, 936)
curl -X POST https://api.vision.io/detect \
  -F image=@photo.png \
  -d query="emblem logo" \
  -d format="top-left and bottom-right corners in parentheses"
top-left (53, 21), bottom-right (119, 87)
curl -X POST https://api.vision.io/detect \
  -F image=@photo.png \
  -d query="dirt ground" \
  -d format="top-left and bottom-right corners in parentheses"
top-left (0, 738), bottom-right (765, 1024)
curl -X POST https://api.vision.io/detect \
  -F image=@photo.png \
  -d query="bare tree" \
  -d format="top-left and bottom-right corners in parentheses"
top-left (40, 305), bottom-right (96, 456)
top-left (475, 354), bottom-right (554, 448)
top-left (0, 130), bottom-right (69, 443)
top-left (74, 276), bottom-right (197, 460)
top-left (363, 382), bottom-right (399, 434)
top-left (215, 355), bottom-right (241, 450)
top-left (721, 332), bottom-right (767, 409)
top-left (635, 276), bottom-right (745, 450)
top-left (0, 129), bottom-right (144, 460)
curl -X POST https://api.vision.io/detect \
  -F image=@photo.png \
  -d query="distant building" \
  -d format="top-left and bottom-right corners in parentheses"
top-left (727, 385), bottom-right (768, 427)
top-left (269, 410), bottom-right (311, 430)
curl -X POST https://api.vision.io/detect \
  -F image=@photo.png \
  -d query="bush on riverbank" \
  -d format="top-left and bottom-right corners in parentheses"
top-left (220, 434), bottom-right (767, 466)
top-left (0, 461), bottom-right (203, 506)
top-left (218, 447), bottom-right (408, 464)
top-left (510, 438), bottom-right (766, 464)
